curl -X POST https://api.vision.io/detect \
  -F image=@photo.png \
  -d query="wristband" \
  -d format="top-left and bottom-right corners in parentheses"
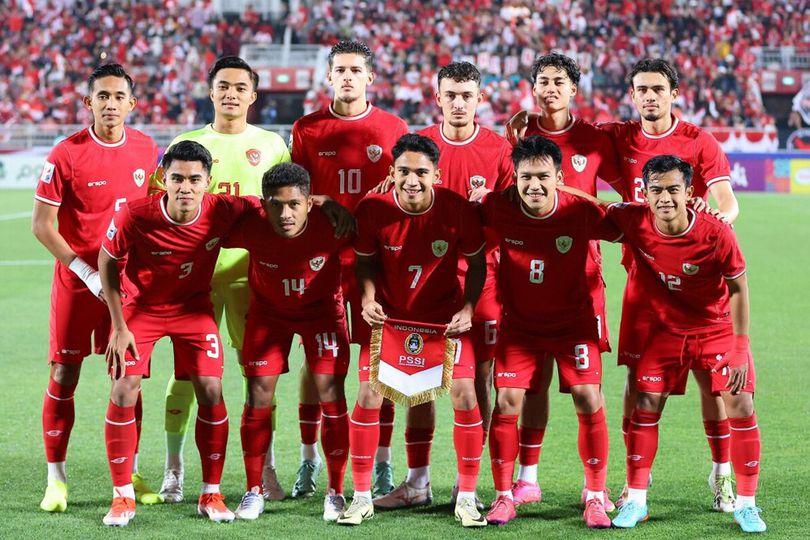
top-left (68, 257), bottom-right (103, 298)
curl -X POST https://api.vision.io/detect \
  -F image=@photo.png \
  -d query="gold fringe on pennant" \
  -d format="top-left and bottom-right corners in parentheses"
top-left (368, 324), bottom-right (457, 407)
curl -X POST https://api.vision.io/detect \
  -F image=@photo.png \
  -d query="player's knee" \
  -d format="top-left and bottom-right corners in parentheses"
top-left (406, 402), bottom-right (435, 428)
top-left (724, 392), bottom-right (754, 418)
top-left (636, 391), bottom-right (665, 412)
top-left (571, 385), bottom-right (602, 413)
top-left (247, 378), bottom-right (275, 408)
top-left (495, 389), bottom-right (523, 415)
top-left (193, 379), bottom-right (223, 406)
top-left (356, 384), bottom-right (383, 409)
top-left (50, 362), bottom-right (81, 386)
top-left (110, 377), bottom-right (141, 406)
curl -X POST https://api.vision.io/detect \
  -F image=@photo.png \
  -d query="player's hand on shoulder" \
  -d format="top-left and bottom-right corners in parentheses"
top-left (361, 300), bottom-right (387, 326)
top-left (312, 195), bottom-right (357, 238)
top-left (370, 175), bottom-right (395, 194)
top-left (445, 305), bottom-right (474, 337)
top-left (505, 110), bottom-right (529, 145)
top-left (106, 328), bottom-right (139, 380)
top-left (688, 197), bottom-right (729, 223)
top-left (468, 186), bottom-right (492, 204)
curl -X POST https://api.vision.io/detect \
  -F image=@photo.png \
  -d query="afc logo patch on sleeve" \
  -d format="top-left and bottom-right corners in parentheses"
top-left (106, 219), bottom-right (118, 240)
top-left (40, 161), bottom-right (55, 184)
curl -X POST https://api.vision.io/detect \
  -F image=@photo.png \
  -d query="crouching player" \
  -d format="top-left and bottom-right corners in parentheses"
top-left (604, 155), bottom-right (765, 533)
top-left (224, 163), bottom-right (351, 521)
top-left (482, 136), bottom-right (622, 528)
top-left (98, 141), bottom-right (254, 526)
top-left (338, 134), bottom-right (488, 527)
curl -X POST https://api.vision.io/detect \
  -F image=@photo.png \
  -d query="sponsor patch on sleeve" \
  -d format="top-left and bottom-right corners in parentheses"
top-left (40, 161), bottom-right (55, 184)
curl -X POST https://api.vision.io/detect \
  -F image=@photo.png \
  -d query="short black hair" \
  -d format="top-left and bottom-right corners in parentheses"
top-left (511, 135), bottom-right (563, 171)
top-left (262, 162), bottom-right (311, 198)
top-left (161, 140), bottom-right (213, 176)
top-left (628, 58), bottom-right (679, 90)
top-left (437, 61), bottom-right (481, 88)
top-left (392, 134), bottom-right (440, 167)
top-left (530, 52), bottom-right (580, 85)
top-left (328, 40), bottom-right (374, 71)
top-left (87, 63), bottom-right (135, 95)
top-left (641, 155), bottom-right (693, 188)
top-left (207, 56), bottom-right (259, 90)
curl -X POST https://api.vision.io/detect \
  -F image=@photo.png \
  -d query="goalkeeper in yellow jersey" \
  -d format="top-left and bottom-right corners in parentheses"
top-left (156, 57), bottom-right (290, 504)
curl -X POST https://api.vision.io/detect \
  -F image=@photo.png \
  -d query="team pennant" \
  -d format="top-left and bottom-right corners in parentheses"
top-left (368, 318), bottom-right (458, 407)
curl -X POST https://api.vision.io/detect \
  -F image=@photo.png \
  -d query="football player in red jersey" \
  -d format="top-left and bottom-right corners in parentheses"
top-left (98, 141), bottom-right (254, 527)
top-left (374, 61), bottom-right (513, 510)
top-left (602, 156), bottom-right (764, 533)
top-left (482, 136), bottom-right (622, 528)
top-left (32, 64), bottom-right (159, 513)
top-left (290, 40), bottom-right (409, 498)
top-left (337, 134), bottom-right (488, 528)
top-left (504, 53), bottom-right (622, 508)
top-left (509, 58), bottom-right (741, 511)
top-left (223, 163), bottom-right (351, 522)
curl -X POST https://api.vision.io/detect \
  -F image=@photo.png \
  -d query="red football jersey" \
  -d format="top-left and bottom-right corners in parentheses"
top-left (482, 191), bottom-right (623, 337)
top-left (291, 104), bottom-right (409, 211)
top-left (524, 116), bottom-right (622, 194)
top-left (35, 126), bottom-right (158, 265)
top-left (226, 206), bottom-right (348, 320)
top-left (417, 123), bottom-right (514, 196)
top-left (353, 188), bottom-right (485, 324)
top-left (102, 193), bottom-right (252, 315)
top-left (607, 203), bottom-right (746, 332)
top-left (599, 116), bottom-right (731, 203)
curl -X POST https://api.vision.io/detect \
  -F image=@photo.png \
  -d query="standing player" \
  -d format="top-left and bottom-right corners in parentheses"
top-left (224, 163), bottom-right (351, 522)
top-left (503, 53), bottom-right (622, 507)
top-left (337, 134), bottom-right (487, 528)
top-left (603, 156), bottom-right (765, 533)
top-left (482, 136), bottom-right (622, 528)
top-left (98, 141), bottom-right (253, 527)
top-left (290, 40), bottom-right (409, 498)
top-left (158, 56), bottom-right (291, 504)
top-left (372, 61), bottom-right (513, 510)
top-left (509, 58), bottom-right (741, 511)
top-left (32, 64), bottom-right (159, 512)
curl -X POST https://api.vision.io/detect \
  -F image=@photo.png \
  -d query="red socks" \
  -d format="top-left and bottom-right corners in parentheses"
top-left (378, 399), bottom-right (395, 448)
top-left (704, 419), bottom-right (731, 464)
top-left (241, 405), bottom-right (273, 490)
top-left (105, 401), bottom-right (137, 487)
top-left (134, 389), bottom-right (143, 455)
top-left (196, 402), bottom-right (229, 485)
top-left (626, 408), bottom-right (661, 489)
top-left (622, 414), bottom-right (631, 448)
top-left (489, 413), bottom-right (519, 491)
top-left (349, 404), bottom-right (379, 492)
top-left (729, 414), bottom-right (761, 497)
top-left (454, 406), bottom-right (483, 492)
top-left (518, 425), bottom-right (545, 467)
top-left (42, 378), bottom-right (76, 463)
top-left (577, 408), bottom-right (609, 492)
top-left (405, 427), bottom-right (433, 469)
top-left (299, 403), bottom-right (321, 445)
top-left (321, 400), bottom-right (349, 493)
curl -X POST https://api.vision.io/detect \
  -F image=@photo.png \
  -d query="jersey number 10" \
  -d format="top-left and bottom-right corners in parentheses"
top-left (338, 169), bottom-right (362, 194)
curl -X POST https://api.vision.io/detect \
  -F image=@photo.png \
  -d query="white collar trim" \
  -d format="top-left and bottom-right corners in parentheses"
top-left (439, 123), bottom-right (480, 146)
top-left (393, 188), bottom-right (435, 216)
top-left (88, 126), bottom-right (126, 148)
top-left (519, 192), bottom-right (559, 220)
top-left (160, 193), bottom-right (202, 226)
top-left (328, 103), bottom-right (373, 121)
top-left (641, 115), bottom-right (679, 139)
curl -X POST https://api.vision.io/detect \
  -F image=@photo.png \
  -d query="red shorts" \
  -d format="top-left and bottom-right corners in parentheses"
top-left (495, 326), bottom-right (603, 393)
top-left (636, 328), bottom-right (756, 395)
top-left (48, 266), bottom-right (110, 364)
top-left (358, 331), bottom-right (475, 382)
top-left (588, 269), bottom-right (610, 353)
top-left (470, 280), bottom-right (501, 363)
top-left (121, 308), bottom-right (224, 379)
top-left (617, 267), bottom-right (653, 367)
top-left (341, 261), bottom-right (371, 346)
top-left (242, 313), bottom-right (350, 377)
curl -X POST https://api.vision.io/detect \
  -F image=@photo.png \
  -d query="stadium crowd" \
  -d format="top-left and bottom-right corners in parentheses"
top-left (1, 0), bottom-right (806, 127)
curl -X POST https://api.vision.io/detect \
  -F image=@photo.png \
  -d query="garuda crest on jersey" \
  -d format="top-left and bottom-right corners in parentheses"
top-left (682, 263), bottom-right (699, 275)
top-left (310, 256), bottom-right (325, 271)
top-left (469, 175), bottom-right (486, 190)
top-left (556, 235), bottom-right (573, 253)
top-left (246, 148), bottom-right (262, 167)
top-left (571, 154), bottom-right (587, 173)
top-left (205, 237), bottom-right (220, 251)
top-left (367, 144), bottom-right (383, 163)
top-left (133, 168), bottom-right (145, 187)
top-left (431, 240), bottom-right (449, 257)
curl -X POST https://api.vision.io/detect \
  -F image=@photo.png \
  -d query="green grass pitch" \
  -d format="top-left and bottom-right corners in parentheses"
top-left (1, 189), bottom-right (807, 539)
